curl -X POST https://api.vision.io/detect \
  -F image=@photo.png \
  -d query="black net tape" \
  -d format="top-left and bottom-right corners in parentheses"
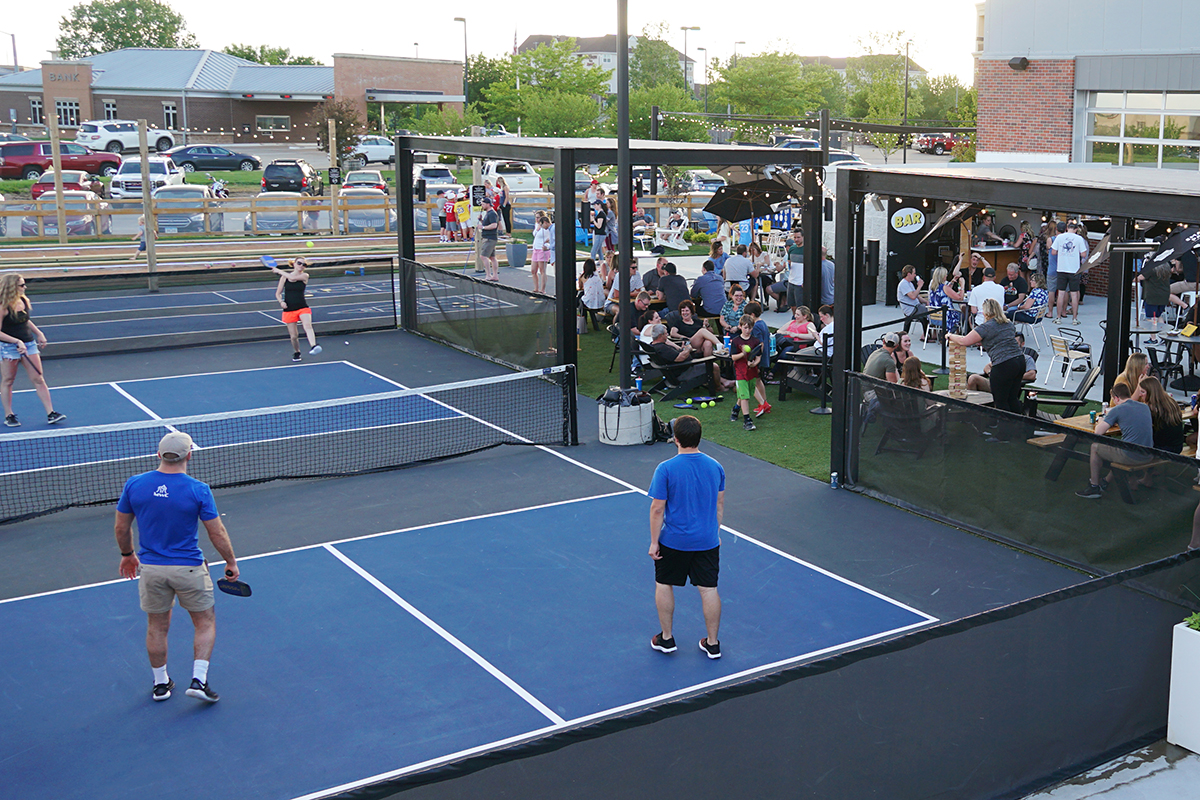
top-left (0, 365), bottom-right (575, 524)
top-left (846, 372), bottom-right (1199, 574)
top-left (407, 259), bottom-right (558, 371)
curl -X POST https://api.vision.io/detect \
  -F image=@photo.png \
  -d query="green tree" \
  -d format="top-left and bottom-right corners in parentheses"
top-left (222, 43), bottom-right (321, 65)
top-left (310, 99), bottom-right (368, 163)
top-left (630, 23), bottom-right (685, 90)
top-left (482, 39), bottom-right (607, 131)
top-left (798, 62), bottom-right (847, 117)
top-left (916, 74), bottom-right (968, 125)
top-left (616, 84), bottom-right (708, 142)
top-left (847, 33), bottom-right (924, 162)
top-left (466, 54), bottom-right (506, 116)
top-left (520, 91), bottom-right (601, 137)
top-left (710, 52), bottom-right (816, 140)
top-left (56, 0), bottom-right (197, 59)
top-left (948, 86), bottom-right (977, 127)
top-left (411, 104), bottom-right (487, 136)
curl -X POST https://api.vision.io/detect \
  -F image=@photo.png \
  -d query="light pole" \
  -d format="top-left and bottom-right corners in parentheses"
top-left (414, 43), bottom-right (419, 58)
top-left (680, 26), bottom-right (699, 88)
top-left (696, 47), bottom-right (708, 112)
top-left (0, 30), bottom-right (17, 74)
top-left (734, 41), bottom-right (745, 67)
top-left (454, 17), bottom-right (468, 106)
top-left (902, 40), bottom-right (910, 164)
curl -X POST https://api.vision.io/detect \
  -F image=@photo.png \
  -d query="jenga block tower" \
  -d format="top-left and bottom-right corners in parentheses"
top-left (947, 340), bottom-right (968, 398)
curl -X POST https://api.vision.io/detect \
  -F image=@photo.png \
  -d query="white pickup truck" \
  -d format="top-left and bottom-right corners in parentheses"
top-left (482, 160), bottom-right (543, 193)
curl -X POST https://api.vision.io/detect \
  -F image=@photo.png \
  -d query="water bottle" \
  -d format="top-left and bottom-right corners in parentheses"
top-left (769, 333), bottom-right (777, 357)
top-left (635, 377), bottom-right (643, 392)
top-left (1192, 393), bottom-right (1198, 410)
top-left (830, 472), bottom-right (840, 489)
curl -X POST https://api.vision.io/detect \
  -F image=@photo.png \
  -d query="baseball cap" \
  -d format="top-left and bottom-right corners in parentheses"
top-left (881, 332), bottom-right (900, 347)
top-left (481, 197), bottom-right (493, 205)
top-left (158, 431), bottom-right (193, 463)
top-left (447, 191), bottom-right (456, 199)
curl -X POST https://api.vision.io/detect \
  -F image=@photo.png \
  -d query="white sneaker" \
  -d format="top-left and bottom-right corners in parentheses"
top-left (309, 345), bottom-right (322, 355)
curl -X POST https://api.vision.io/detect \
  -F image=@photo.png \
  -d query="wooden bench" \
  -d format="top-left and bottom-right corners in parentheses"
top-left (1027, 433), bottom-right (1067, 448)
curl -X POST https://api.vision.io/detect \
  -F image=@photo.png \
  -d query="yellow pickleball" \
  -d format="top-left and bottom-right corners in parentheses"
top-left (742, 345), bottom-right (751, 353)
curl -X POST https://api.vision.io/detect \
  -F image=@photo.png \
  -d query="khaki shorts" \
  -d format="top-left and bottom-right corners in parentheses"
top-left (480, 238), bottom-right (497, 258)
top-left (139, 564), bottom-right (214, 614)
top-left (1096, 442), bottom-right (1153, 467)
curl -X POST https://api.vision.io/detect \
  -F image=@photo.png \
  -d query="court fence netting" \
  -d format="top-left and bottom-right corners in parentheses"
top-left (28, 255), bottom-right (557, 371)
top-left (0, 365), bottom-right (577, 525)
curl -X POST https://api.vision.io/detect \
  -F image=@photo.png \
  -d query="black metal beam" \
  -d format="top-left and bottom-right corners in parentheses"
top-left (395, 141), bottom-right (417, 331)
top-left (830, 171), bottom-right (856, 482)
top-left (1104, 217), bottom-right (1134, 398)
top-left (553, 147), bottom-right (577, 368)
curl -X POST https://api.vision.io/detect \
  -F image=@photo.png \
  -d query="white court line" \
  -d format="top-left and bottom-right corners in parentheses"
top-left (41, 299), bottom-right (382, 330)
top-left (256, 310), bottom-right (281, 324)
top-left (11, 360), bottom-right (366, 396)
top-left (107, 383), bottom-right (166, 422)
top-left (322, 543), bottom-right (566, 725)
top-left (210, 292), bottom-right (239, 304)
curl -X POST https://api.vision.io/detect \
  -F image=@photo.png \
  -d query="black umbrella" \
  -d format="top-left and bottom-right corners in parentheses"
top-left (917, 201), bottom-right (976, 245)
top-left (1151, 224), bottom-right (1200, 263)
top-left (702, 178), bottom-right (794, 223)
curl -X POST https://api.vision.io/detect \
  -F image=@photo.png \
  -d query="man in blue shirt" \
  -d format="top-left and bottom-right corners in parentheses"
top-left (115, 432), bottom-right (239, 703)
top-left (690, 259), bottom-right (726, 316)
top-left (648, 415), bottom-right (726, 658)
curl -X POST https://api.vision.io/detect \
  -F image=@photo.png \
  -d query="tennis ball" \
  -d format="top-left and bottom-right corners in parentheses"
top-left (686, 398), bottom-right (693, 405)
top-left (702, 401), bottom-right (711, 408)
top-left (306, 241), bottom-right (314, 248)
top-left (743, 345), bottom-right (751, 353)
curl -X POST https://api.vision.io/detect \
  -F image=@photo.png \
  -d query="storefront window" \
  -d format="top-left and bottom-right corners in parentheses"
top-left (1162, 115), bottom-right (1200, 140)
top-left (55, 100), bottom-right (80, 128)
top-left (1126, 92), bottom-right (1163, 110)
top-left (1087, 113), bottom-right (1120, 137)
top-left (1162, 145), bottom-right (1200, 170)
top-left (1083, 91), bottom-right (1200, 170)
top-left (1123, 114), bottom-right (1161, 138)
top-left (256, 116), bottom-right (291, 132)
top-left (1088, 92), bottom-right (1123, 109)
top-left (1166, 94), bottom-right (1200, 111)
top-left (29, 98), bottom-right (43, 125)
top-left (1124, 142), bottom-right (1159, 168)
top-left (1086, 141), bottom-right (1119, 164)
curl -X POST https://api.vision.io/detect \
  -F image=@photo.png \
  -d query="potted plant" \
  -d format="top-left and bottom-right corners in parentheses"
top-left (1168, 612), bottom-right (1200, 753)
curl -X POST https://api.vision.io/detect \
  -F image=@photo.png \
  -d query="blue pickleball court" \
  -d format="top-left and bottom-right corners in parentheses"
top-left (0, 491), bottom-right (935, 800)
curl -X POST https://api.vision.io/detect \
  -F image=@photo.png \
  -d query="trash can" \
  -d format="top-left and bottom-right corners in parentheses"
top-left (597, 387), bottom-right (654, 445)
top-left (505, 241), bottom-right (528, 269)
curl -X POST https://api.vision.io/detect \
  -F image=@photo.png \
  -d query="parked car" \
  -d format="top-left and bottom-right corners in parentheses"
top-left (75, 120), bottom-right (174, 153)
top-left (21, 190), bottom-right (111, 237)
top-left (413, 164), bottom-right (465, 196)
top-left (163, 145), bottom-right (261, 173)
top-left (827, 149), bottom-right (867, 167)
top-left (0, 133), bottom-right (30, 143)
top-left (773, 137), bottom-right (820, 149)
top-left (154, 184), bottom-right (223, 233)
top-left (262, 159), bottom-right (323, 196)
top-left (0, 191), bottom-right (6, 236)
top-left (244, 191), bottom-right (311, 233)
top-left (684, 169), bottom-right (726, 193)
top-left (30, 170), bottom-right (91, 199)
top-left (350, 135), bottom-right (395, 167)
top-left (339, 188), bottom-right (396, 233)
top-left (481, 160), bottom-right (542, 193)
top-left (482, 124), bottom-right (516, 137)
top-left (0, 141), bottom-right (121, 180)
top-left (342, 169), bottom-right (389, 194)
top-left (602, 165), bottom-right (668, 195)
top-left (914, 132), bottom-right (968, 155)
top-left (108, 157), bottom-right (184, 199)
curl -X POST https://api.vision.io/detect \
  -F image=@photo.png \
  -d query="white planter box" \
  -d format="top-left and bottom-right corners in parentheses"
top-left (1168, 622), bottom-right (1200, 753)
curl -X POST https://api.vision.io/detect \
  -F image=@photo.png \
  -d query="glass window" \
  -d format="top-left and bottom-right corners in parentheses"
top-left (256, 115), bottom-right (291, 132)
top-left (1123, 113), bottom-right (1161, 138)
top-left (1124, 142), bottom-right (1159, 168)
top-left (1085, 141), bottom-right (1119, 164)
top-left (55, 100), bottom-right (80, 128)
top-left (1162, 115), bottom-right (1200, 140)
top-left (1087, 112), bottom-right (1120, 137)
top-left (1089, 92), bottom-right (1123, 109)
top-left (30, 98), bottom-right (43, 125)
top-left (163, 103), bottom-right (178, 130)
top-left (1163, 145), bottom-right (1200, 170)
top-left (1166, 93), bottom-right (1200, 111)
top-left (1126, 92), bottom-right (1163, 110)
top-left (103, 101), bottom-right (117, 120)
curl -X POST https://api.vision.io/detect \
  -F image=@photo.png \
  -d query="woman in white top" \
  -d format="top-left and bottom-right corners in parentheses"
top-left (530, 215), bottom-right (552, 293)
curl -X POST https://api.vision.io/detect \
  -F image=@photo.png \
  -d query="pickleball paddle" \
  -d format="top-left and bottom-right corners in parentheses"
top-left (260, 255), bottom-right (277, 269)
top-left (217, 569), bottom-right (251, 597)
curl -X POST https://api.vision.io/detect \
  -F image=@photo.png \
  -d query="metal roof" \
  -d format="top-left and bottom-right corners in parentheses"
top-left (0, 49), bottom-right (333, 96)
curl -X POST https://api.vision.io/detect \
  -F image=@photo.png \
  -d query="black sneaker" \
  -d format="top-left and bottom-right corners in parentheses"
top-left (46, 411), bottom-right (66, 424)
top-left (3, 414), bottom-right (18, 427)
top-left (651, 632), bottom-right (677, 653)
top-left (743, 417), bottom-right (756, 431)
top-left (152, 678), bottom-right (174, 701)
top-left (730, 407), bottom-right (740, 422)
top-left (1076, 483), bottom-right (1104, 499)
top-left (699, 638), bottom-right (722, 659)
top-left (185, 678), bottom-right (219, 703)
top-left (292, 352), bottom-right (301, 363)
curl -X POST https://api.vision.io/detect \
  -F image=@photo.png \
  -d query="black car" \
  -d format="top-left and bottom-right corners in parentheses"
top-left (164, 145), bottom-right (261, 173)
top-left (262, 159), bottom-right (323, 196)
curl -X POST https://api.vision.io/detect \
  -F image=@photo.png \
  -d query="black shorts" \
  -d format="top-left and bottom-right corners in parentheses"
top-left (1056, 272), bottom-right (1081, 293)
top-left (655, 544), bottom-right (719, 588)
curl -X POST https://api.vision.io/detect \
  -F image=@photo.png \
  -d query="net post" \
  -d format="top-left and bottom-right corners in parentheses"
top-left (566, 363), bottom-right (579, 445)
top-left (391, 256), bottom-right (399, 329)
top-left (553, 147), bottom-right (577, 368)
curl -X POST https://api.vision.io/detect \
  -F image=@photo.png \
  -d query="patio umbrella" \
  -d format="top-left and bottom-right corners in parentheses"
top-left (1084, 232), bottom-right (1111, 271)
top-left (917, 201), bottom-right (976, 245)
top-left (702, 178), bottom-right (794, 223)
top-left (1150, 224), bottom-right (1200, 263)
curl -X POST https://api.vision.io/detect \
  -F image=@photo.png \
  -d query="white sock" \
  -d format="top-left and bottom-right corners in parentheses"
top-left (153, 665), bottom-right (169, 686)
top-left (193, 659), bottom-right (209, 684)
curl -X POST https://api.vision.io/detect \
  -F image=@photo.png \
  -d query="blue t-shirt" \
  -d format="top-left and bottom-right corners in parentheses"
top-left (751, 319), bottom-right (771, 369)
top-left (117, 470), bottom-right (219, 566)
top-left (648, 452), bottom-right (726, 551)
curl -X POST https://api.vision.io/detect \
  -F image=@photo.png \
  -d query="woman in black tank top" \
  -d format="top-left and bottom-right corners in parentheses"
top-left (269, 257), bottom-right (322, 363)
top-left (0, 273), bottom-right (65, 427)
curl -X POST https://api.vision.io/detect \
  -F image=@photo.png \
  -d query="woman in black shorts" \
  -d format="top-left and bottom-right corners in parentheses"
top-left (0, 273), bottom-right (65, 427)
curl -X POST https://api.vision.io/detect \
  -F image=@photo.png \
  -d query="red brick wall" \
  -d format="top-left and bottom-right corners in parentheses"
top-left (976, 59), bottom-right (1075, 157)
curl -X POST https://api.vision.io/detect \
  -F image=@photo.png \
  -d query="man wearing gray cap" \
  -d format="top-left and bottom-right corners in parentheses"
top-left (114, 431), bottom-right (238, 704)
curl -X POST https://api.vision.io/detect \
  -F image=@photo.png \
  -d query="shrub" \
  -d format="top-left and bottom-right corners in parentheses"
top-left (950, 137), bottom-right (976, 163)
top-left (682, 228), bottom-right (695, 242)
top-left (691, 231), bottom-right (711, 244)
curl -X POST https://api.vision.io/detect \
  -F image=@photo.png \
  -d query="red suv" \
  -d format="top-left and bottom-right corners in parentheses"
top-left (0, 141), bottom-right (122, 180)
top-left (914, 133), bottom-right (968, 156)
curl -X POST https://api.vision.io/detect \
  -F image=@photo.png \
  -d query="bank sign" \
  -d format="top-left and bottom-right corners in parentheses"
top-left (891, 207), bottom-right (925, 234)
top-left (48, 73), bottom-right (81, 82)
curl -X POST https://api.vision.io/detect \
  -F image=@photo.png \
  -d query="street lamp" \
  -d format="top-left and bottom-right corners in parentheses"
top-left (454, 17), bottom-right (468, 105)
top-left (0, 30), bottom-right (17, 73)
top-left (414, 43), bottom-right (419, 58)
top-left (696, 46), bottom-right (708, 112)
top-left (734, 41), bottom-right (745, 67)
top-left (679, 26), bottom-right (699, 87)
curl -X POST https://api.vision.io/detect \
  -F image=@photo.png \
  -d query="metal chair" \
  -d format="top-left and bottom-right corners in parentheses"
top-left (1048, 335), bottom-right (1092, 388)
top-left (1147, 344), bottom-right (1185, 388)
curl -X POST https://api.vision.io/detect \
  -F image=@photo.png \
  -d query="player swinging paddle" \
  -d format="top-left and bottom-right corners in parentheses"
top-left (267, 256), bottom-right (322, 362)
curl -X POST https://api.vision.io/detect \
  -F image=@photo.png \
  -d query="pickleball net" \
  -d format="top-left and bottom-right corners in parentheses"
top-left (0, 365), bottom-right (577, 524)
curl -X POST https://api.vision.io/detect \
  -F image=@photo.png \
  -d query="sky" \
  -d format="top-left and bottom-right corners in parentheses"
top-left (4, 0), bottom-right (979, 85)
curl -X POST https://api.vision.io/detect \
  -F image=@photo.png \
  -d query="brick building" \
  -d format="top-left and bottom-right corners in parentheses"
top-left (0, 48), bottom-right (463, 144)
top-left (975, 0), bottom-right (1200, 169)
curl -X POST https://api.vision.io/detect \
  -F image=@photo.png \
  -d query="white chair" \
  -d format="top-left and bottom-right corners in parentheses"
top-left (652, 225), bottom-right (688, 251)
top-left (921, 308), bottom-right (944, 350)
top-left (1176, 290), bottom-right (1198, 329)
top-left (1017, 302), bottom-right (1051, 350)
top-left (1048, 335), bottom-right (1092, 388)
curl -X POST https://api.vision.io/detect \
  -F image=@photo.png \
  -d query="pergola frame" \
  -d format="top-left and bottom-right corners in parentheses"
top-left (830, 163), bottom-right (1200, 481)
top-left (394, 135), bottom-right (823, 373)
